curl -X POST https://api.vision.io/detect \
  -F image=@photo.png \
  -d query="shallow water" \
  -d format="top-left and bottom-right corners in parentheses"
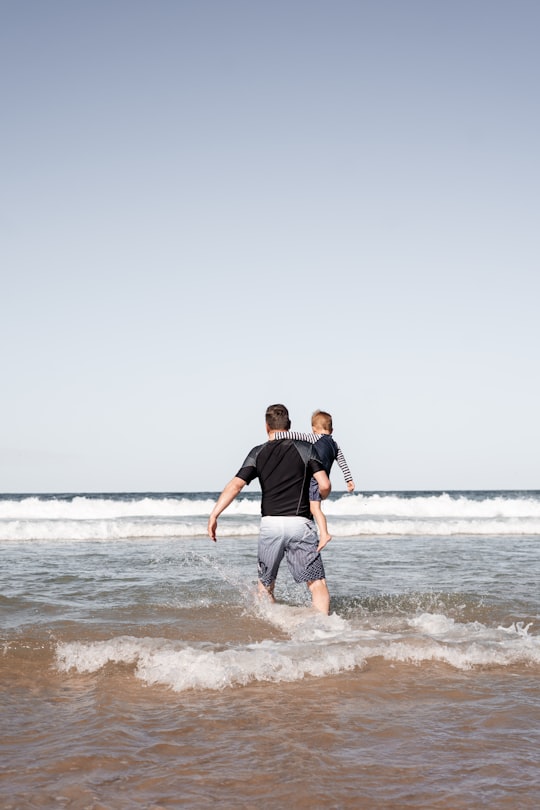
top-left (1, 492), bottom-right (540, 808)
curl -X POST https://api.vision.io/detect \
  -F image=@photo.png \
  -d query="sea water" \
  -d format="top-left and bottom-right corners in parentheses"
top-left (1, 491), bottom-right (539, 808)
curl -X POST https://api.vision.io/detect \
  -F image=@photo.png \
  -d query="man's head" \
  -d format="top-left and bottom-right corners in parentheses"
top-left (265, 403), bottom-right (291, 431)
top-left (312, 409), bottom-right (333, 433)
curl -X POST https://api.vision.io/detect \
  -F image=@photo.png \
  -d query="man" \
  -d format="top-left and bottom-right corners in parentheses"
top-left (207, 404), bottom-right (332, 613)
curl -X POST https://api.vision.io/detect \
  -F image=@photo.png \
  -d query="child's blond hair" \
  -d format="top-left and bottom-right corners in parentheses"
top-left (311, 409), bottom-right (333, 432)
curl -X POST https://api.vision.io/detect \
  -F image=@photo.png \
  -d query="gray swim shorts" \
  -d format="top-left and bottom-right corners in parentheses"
top-left (257, 516), bottom-right (326, 587)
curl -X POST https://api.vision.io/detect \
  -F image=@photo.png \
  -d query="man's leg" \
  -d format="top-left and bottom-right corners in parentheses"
top-left (257, 579), bottom-right (276, 603)
top-left (284, 517), bottom-right (329, 613)
top-left (258, 517), bottom-right (285, 605)
top-left (307, 577), bottom-right (330, 614)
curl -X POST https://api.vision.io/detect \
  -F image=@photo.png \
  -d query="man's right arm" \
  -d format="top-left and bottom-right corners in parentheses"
top-left (274, 430), bottom-right (317, 443)
top-left (207, 477), bottom-right (246, 541)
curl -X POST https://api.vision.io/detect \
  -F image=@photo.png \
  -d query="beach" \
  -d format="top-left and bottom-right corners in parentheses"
top-left (1, 491), bottom-right (539, 808)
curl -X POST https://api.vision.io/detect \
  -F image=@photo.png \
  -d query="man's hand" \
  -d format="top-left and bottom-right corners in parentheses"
top-left (347, 480), bottom-right (355, 493)
top-left (208, 515), bottom-right (218, 542)
top-left (313, 470), bottom-right (331, 499)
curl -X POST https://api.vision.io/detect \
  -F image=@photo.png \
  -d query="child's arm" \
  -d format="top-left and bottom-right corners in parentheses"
top-left (273, 430), bottom-right (318, 443)
top-left (336, 445), bottom-right (355, 491)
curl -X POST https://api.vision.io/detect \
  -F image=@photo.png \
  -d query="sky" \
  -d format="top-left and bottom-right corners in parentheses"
top-left (1, 0), bottom-right (539, 493)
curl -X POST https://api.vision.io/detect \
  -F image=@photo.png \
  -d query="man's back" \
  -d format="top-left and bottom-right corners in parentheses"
top-left (236, 438), bottom-right (324, 518)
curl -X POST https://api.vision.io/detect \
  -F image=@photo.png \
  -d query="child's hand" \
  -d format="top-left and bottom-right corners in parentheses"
top-left (347, 480), bottom-right (355, 493)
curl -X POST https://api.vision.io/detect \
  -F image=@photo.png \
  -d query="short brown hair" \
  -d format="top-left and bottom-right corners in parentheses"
top-left (312, 409), bottom-right (332, 432)
top-left (265, 403), bottom-right (291, 430)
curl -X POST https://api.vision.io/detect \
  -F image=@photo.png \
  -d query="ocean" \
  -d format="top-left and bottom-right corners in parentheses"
top-left (1, 490), bottom-right (539, 809)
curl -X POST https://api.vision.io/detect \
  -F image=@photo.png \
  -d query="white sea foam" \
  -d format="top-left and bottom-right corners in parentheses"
top-left (55, 610), bottom-right (540, 691)
top-left (55, 635), bottom-right (363, 690)
top-left (0, 495), bottom-right (227, 520)
top-left (0, 517), bottom-right (257, 542)
top-left (2, 492), bottom-right (540, 541)
top-left (328, 517), bottom-right (540, 536)
top-left (330, 492), bottom-right (540, 518)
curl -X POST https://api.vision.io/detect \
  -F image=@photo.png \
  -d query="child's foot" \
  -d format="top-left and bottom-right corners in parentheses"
top-left (317, 533), bottom-right (332, 552)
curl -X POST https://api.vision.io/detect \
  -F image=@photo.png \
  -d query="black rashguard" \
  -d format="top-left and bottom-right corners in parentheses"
top-left (236, 438), bottom-right (326, 518)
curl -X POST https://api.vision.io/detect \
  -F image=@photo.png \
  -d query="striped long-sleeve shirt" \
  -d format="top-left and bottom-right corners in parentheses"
top-left (273, 431), bottom-right (353, 484)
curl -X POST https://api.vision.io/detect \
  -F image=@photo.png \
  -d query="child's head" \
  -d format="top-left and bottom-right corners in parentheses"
top-left (311, 409), bottom-right (333, 433)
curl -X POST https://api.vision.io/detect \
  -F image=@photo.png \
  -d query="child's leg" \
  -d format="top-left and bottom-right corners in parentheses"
top-left (310, 500), bottom-right (332, 551)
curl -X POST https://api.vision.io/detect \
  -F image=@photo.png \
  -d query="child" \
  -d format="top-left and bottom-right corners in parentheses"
top-left (274, 409), bottom-right (355, 550)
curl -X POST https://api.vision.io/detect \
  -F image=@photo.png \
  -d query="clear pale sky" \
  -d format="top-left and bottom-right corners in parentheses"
top-left (1, 0), bottom-right (539, 493)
